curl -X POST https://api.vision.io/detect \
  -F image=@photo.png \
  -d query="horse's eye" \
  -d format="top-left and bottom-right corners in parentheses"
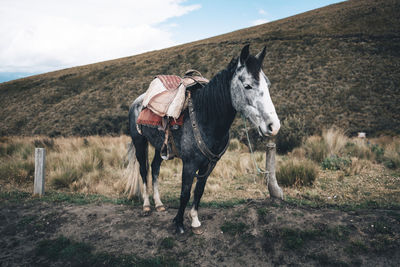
top-left (244, 84), bottom-right (252, 90)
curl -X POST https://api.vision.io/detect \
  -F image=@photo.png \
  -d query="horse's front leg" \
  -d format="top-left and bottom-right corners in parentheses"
top-left (190, 164), bottom-right (211, 234)
top-left (173, 163), bottom-right (195, 234)
top-left (151, 150), bottom-right (165, 211)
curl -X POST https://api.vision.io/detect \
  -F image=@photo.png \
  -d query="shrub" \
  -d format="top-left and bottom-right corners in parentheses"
top-left (344, 140), bottom-right (374, 160)
top-left (303, 136), bottom-right (327, 163)
top-left (371, 144), bottom-right (385, 163)
top-left (322, 128), bottom-right (348, 156)
top-left (321, 155), bottom-right (351, 171)
top-left (383, 144), bottom-right (400, 169)
top-left (276, 115), bottom-right (306, 154)
top-left (276, 158), bottom-right (319, 186)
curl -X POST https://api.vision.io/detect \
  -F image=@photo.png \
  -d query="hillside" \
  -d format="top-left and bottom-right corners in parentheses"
top-left (0, 0), bottom-right (399, 137)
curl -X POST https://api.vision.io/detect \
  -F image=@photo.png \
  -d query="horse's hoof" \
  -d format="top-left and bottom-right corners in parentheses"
top-left (156, 205), bottom-right (166, 212)
top-left (142, 206), bottom-right (151, 215)
top-left (191, 226), bottom-right (204, 235)
top-left (143, 205), bottom-right (151, 212)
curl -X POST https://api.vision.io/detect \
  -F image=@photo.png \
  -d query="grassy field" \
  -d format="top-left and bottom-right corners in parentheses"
top-left (1, 129), bottom-right (399, 208)
top-left (1, 131), bottom-right (399, 266)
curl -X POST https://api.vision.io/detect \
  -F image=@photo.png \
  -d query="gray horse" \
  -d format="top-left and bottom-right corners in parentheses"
top-left (127, 44), bottom-right (280, 234)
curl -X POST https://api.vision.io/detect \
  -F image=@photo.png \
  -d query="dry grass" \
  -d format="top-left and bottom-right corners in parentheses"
top-left (323, 128), bottom-right (348, 157)
top-left (0, 135), bottom-right (399, 207)
top-left (276, 158), bottom-right (319, 186)
top-left (0, 136), bottom-right (129, 197)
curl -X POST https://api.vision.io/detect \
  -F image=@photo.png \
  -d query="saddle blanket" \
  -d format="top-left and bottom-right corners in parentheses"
top-left (142, 75), bottom-right (185, 119)
top-left (142, 73), bottom-right (209, 120)
top-left (137, 107), bottom-right (184, 127)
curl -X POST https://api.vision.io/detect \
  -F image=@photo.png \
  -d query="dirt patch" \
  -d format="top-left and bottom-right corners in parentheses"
top-left (1, 198), bottom-right (399, 266)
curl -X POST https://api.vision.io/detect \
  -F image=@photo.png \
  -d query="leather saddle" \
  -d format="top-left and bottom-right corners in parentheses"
top-left (137, 70), bottom-right (209, 160)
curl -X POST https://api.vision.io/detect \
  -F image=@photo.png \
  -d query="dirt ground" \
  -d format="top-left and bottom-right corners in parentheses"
top-left (1, 197), bottom-right (399, 266)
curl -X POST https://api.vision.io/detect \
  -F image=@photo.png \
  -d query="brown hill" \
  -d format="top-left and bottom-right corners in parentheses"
top-left (1, 0), bottom-right (399, 137)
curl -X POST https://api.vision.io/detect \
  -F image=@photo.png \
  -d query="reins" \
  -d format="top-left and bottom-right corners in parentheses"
top-left (188, 91), bottom-right (230, 178)
top-left (241, 113), bottom-right (269, 181)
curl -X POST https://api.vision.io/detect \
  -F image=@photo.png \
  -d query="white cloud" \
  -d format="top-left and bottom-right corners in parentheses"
top-left (251, 19), bottom-right (269, 26)
top-left (0, 0), bottom-right (200, 73)
top-left (259, 9), bottom-right (266, 15)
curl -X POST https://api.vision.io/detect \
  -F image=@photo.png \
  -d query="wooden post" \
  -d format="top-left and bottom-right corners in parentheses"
top-left (34, 148), bottom-right (45, 196)
top-left (265, 141), bottom-right (283, 199)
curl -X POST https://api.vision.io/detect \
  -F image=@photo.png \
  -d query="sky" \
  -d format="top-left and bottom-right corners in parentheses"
top-left (0, 0), bottom-right (343, 83)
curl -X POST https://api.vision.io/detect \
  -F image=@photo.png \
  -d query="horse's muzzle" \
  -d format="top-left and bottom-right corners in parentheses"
top-left (259, 118), bottom-right (280, 137)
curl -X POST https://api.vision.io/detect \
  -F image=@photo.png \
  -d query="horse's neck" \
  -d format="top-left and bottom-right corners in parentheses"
top-left (193, 73), bottom-right (236, 144)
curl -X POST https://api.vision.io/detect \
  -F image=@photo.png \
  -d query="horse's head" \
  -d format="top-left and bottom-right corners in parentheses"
top-left (231, 44), bottom-right (280, 136)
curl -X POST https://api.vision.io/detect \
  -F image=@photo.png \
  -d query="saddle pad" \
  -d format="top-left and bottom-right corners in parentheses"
top-left (137, 108), bottom-right (184, 127)
top-left (157, 75), bottom-right (182, 90)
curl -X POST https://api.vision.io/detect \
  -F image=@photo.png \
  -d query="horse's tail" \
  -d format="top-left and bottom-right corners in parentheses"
top-left (125, 141), bottom-right (146, 199)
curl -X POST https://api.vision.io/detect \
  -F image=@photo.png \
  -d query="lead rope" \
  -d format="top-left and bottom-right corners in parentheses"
top-left (241, 114), bottom-right (269, 184)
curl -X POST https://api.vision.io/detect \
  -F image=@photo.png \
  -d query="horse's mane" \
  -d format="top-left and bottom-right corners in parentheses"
top-left (194, 57), bottom-right (238, 122)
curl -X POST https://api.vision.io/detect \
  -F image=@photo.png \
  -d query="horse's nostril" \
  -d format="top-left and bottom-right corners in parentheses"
top-left (267, 123), bottom-right (273, 132)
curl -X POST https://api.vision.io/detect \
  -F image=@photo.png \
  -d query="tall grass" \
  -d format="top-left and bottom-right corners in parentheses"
top-left (1, 133), bottom-right (399, 206)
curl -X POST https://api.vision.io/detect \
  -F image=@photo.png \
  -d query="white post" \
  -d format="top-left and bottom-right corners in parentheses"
top-left (265, 141), bottom-right (283, 199)
top-left (34, 148), bottom-right (46, 196)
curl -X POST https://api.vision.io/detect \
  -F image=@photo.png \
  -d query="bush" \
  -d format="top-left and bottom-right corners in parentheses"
top-left (371, 144), bottom-right (385, 163)
top-left (344, 140), bottom-right (374, 160)
top-left (383, 144), bottom-right (400, 169)
top-left (303, 136), bottom-right (327, 163)
top-left (276, 158), bottom-right (319, 186)
top-left (322, 128), bottom-right (347, 156)
top-left (321, 155), bottom-right (351, 171)
top-left (276, 115), bottom-right (306, 154)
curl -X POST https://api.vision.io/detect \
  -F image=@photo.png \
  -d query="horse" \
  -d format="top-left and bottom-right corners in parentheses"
top-left (127, 44), bottom-right (280, 234)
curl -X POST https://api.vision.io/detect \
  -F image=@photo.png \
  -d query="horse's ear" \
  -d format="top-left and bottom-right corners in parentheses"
top-left (239, 44), bottom-right (250, 65)
top-left (256, 46), bottom-right (266, 62)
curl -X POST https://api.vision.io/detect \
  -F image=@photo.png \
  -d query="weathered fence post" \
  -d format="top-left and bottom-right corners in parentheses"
top-left (34, 148), bottom-right (46, 196)
top-left (265, 141), bottom-right (283, 199)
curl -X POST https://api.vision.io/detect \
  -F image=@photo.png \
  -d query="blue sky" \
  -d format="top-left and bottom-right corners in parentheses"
top-left (166, 0), bottom-right (344, 44)
top-left (0, 0), bottom-right (343, 83)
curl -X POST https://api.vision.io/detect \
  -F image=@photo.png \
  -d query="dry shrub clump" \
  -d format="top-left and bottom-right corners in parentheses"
top-left (323, 128), bottom-right (347, 156)
top-left (302, 127), bottom-right (349, 162)
top-left (276, 158), bottom-right (319, 187)
top-left (303, 136), bottom-right (327, 163)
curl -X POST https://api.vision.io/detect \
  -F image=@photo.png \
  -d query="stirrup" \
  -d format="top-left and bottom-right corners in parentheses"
top-left (160, 142), bottom-right (176, 160)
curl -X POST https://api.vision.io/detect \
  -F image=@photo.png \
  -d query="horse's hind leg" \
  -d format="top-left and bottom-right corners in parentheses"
top-left (135, 138), bottom-right (151, 212)
top-left (151, 149), bottom-right (165, 211)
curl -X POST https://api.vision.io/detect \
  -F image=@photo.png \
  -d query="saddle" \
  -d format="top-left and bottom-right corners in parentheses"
top-left (137, 70), bottom-right (209, 160)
